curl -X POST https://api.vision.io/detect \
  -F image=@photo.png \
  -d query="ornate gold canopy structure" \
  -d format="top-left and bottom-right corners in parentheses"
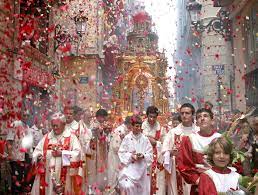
top-left (112, 11), bottom-right (169, 115)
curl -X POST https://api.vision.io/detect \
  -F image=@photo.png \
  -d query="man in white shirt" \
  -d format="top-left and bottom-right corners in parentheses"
top-left (64, 106), bottom-right (92, 193)
top-left (88, 108), bottom-right (110, 192)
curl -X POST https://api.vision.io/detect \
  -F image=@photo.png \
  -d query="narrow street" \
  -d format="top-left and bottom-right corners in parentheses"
top-left (0, 0), bottom-right (257, 194)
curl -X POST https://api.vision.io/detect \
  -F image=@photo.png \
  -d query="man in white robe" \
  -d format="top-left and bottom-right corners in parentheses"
top-left (31, 112), bottom-right (82, 195)
top-left (118, 115), bottom-right (153, 195)
top-left (142, 106), bottom-right (166, 195)
top-left (88, 108), bottom-right (110, 192)
top-left (107, 116), bottom-right (132, 193)
top-left (64, 106), bottom-right (93, 193)
top-left (162, 103), bottom-right (199, 195)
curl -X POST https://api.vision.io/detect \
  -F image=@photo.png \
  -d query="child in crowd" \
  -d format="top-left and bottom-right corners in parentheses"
top-left (198, 137), bottom-right (245, 194)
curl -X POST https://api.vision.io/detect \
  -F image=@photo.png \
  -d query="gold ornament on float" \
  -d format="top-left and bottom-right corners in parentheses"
top-left (135, 74), bottom-right (148, 90)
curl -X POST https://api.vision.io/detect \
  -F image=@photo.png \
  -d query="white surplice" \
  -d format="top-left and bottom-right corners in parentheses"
top-left (66, 120), bottom-right (92, 150)
top-left (107, 123), bottom-right (130, 193)
top-left (30, 124), bottom-right (44, 148)
top-left (118, 132), bottom-right (153, 195)
top-left (161, 123), bottom-right (199, 195)
top-left (31, 128), bottom-right (82, 195)
top-left (142, 120), bottom-right (166, 195)
top-left (66, 120), bottom-right (92, 193)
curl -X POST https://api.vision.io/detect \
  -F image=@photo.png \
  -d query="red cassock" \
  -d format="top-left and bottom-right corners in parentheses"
top-left (198, 167), bottom-right (241, 195)
top-left (198, 171), bottom-right (218, 195)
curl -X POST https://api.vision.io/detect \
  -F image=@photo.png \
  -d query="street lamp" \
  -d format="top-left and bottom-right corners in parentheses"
top-left (74, 11), bottom-right (87, 36)
top-left (186, 1), bottom-right (231, 40)
top-left (54, 10), bottom-right (88, 53)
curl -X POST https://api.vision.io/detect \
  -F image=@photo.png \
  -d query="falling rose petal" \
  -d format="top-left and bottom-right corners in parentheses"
top-left (59, 4), bottom-right (69, 12)
top-left (191, 97), bottom-right (196, 103)
top-left (15, 181), bottom-right (21, 187)
top-left (226, 88), bottom-right (233, 95)
top-left (58, 43), bottom-right (72, 53)
top-left (19, 148), bottom-right (27, 153)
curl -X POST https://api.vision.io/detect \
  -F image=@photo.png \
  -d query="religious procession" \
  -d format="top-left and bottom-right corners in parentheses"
top-left (1, 103), bottom-right (258, 195)
top-left (0, 0), bottom-right (258, 195)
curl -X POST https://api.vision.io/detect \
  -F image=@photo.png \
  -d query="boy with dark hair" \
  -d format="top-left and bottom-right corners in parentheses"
top-left (177, 108), bottom-right (221, 194)
top-left (162, 103), bottom-right (199, 195)
top-left (88, 108), bottom-right (110, 192)
top-left (118, 115), bottom-right (153, 195)
top-left (142, 106), bottom-right (166, 194)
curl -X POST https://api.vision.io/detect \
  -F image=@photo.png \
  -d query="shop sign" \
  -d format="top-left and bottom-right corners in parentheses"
top-left (79, 76), bottom-right (89, 84)
top-left (212, 65), bottom-right (225, 75)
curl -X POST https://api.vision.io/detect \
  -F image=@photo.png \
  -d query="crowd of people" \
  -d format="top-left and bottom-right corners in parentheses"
top-left (0, 102), bottom-right (257, 195)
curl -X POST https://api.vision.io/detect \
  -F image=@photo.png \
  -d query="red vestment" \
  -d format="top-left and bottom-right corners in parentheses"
top-left (198, 167), bottom-right (241, 195)
top-left (177, 131), bottom-right (221, 194)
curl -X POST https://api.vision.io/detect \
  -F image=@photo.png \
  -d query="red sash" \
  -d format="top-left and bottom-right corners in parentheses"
top-left (151, 129), bottom-right (162, 195)
top-left (74, 125), bottom-right (80, 138)
top-left (39, 134), bottom-right (71, 195)
top-left (175, 134), bottom-right (183, 195)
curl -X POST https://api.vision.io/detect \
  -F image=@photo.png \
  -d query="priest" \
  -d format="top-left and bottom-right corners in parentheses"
top-left (31, 112), bottom-right (82, 195)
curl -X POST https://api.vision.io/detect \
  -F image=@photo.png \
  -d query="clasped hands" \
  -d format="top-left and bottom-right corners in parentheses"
top-left (131, 151), bottom-right (144, 162)
top-left (52, 145), bottom-right (62, 157)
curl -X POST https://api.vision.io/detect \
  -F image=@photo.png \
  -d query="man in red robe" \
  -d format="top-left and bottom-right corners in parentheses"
top-left (177, 108), bottom-right (221, 194)
top-left (162, 103), bottom-right (199, 195)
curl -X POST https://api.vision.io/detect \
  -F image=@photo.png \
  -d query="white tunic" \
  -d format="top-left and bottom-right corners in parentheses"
top-left (66, 120), bottom-right (92, 193)
top-left (118, 132), bottom-right (153, 195)
top-left (204, 169), bottom-right (240, 193)
top-left (87, 118), bottom-right (109, 191)
top-left (65, 120), bottom-right (93, 154)
top-left (161, 123), bottom-right (199, 195)
top-left (188, 132), bottom-right (221, 154)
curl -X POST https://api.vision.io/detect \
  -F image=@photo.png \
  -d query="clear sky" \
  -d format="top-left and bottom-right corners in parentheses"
top-left (141, 0), bottom-right (177, 105)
